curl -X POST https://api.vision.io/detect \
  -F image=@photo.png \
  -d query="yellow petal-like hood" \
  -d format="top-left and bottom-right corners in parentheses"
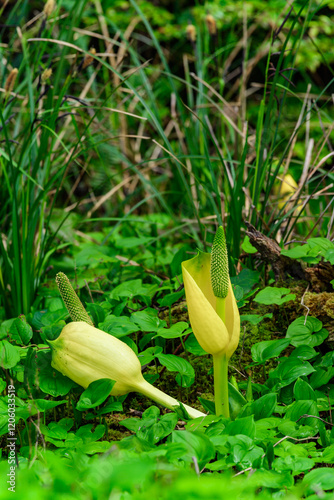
top-left (182, 252), bottom-right (228, 355)
top-left (49, 322), bottom-right (143, 395)
top-left (182, 251), bottom-right (240, 358)
top-left (224, 281), bottom-right (241, 359)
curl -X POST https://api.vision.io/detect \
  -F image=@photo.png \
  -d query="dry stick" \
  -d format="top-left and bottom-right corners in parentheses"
top-left (240, 4), bottom-right (248, 128)
top-left (281, 84), bottom-right (311, 183)
top-left (312, 122), bottom-right (334, 169)
top-left (283, 138), bottom-right (314, 240)
top-left (93, 3), bottom-right (141, 202)
top-left (225, 43), bottom-right (270, 100)
top-left (300, 284), bottom-right (310, 325)
top-left (66, 159), bottom-right (158, 214)
top-left (307, 151), bottom-right (334, 182)
top-left (295, 414), bottom-right (334, 427)
top-left (313, 100), bottom-right (333, 153)
top-left (204, 116), bottom-right (234, 188)
top-left (168, 90), bottom-right (199, 210)
top-left (223, 23), bottom-right (258, 79)
top-left (327, 204), bottom-right (334, 239)
top-left (190, 73), bottom-right (246, 141)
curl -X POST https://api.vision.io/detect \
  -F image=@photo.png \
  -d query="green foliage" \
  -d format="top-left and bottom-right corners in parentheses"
top-left (254, 287), bottom-right (296, 306)
top-left (281, 238), bottom-right (334, 264)
top-left (1, 0), bottom-right (334, 497)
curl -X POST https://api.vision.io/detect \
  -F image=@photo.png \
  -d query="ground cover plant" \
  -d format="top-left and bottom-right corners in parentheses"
top-left (1, 0), bottom-right (334, 498)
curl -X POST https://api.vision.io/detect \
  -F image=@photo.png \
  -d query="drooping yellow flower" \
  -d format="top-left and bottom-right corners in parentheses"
top-left (49, 323), bottom-right (205, 419)
top-left (51, 273), bottom-right (206, 419)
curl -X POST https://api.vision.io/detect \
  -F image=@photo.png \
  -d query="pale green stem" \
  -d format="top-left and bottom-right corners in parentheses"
top-left (213, 352), bottom-right (229, 418)
top-left (134, 379), bottom-right (206, 420)
top-left (213, 297), bottom-right (230, 418)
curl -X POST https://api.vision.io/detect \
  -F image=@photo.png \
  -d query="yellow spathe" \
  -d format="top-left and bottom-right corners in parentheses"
top-left (182, 251), bottom-right (240, 359)
top-left (49, 321), bottom-right (206, 419)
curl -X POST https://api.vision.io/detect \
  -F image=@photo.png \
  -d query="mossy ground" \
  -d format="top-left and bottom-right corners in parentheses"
top-left (11, 281), bottom-right (333, 446)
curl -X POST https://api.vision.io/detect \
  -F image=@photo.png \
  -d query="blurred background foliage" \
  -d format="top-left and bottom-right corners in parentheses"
top-left (1, 0), bottom-right (334, 316)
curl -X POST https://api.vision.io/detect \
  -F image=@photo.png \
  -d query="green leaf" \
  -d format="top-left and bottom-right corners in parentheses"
top-left (0, 340), bottom-right (21, 369)
top-left (325, 248), bottom-right (334, 264)
top-left (294, 378), bottom-right (316, 401)
top-left (154, 322), bottom-right (189, 339)
top-left (8, 315), bottom-right (33, 345)
top-left (286, 316), bottom-right (328, 347)
top-left (197, 397), bottom-right (215, 415)
top-left (40, 323), bottom-right (64, 343)
top-left (171, 430), bottom-right (215, 467)
top-left (86, 303), bottom-right (106, 325)
top-left (78, 441), bottom-right (111, 454)
top-left (282, 238), bottom-right (334, 264)
top-left (289, 345), bottom-right (318, 361)
top-left (284, 400), bottom-right (319, 429)
top-left (309, 367), bottom-right (334, 389)
top-left (40, 421), bottom-right (69, 440)
top-left (227, 435), bottom-right (264, 469)
top-left (254, 287), bottom-right (295, 306)
top-left (0, 379), bottom-right (6, 392)
top-left (158, 290), bottom-right (185, 307)
top-left (110, 279), bottom-right (157, 301)
top-left (157, 354), bottom-right (195, 388)
top-left (96, 401), bottom-right (123, 415)
top-left (139, 412), bottom-right (178, 445)
top-left (322, 444), bottom-right (334, 463)
top-left (251, 338), bottom-right (290, 364)
top-left (273, 455), bottom-right (315, 474)
top-left (230, 268), bottom-right (260, 294)
top-left (240, 313), bottom-right (273, 325)
top-left (302, 468), bottom-right (334, 494)
top-left (170, 246), bottom-right (192, 276)
top-left (228, 383), bottom-right (247, 420)
top-left (137, 346), bottom-right (163, 365)
top-left (102, 315), bottom-right (139, 338)
top-left (0, 319), bottom-right (15, 340)
top-left (268, 358), bottom-right (315, 389)
top-left (38, 351), bottom-right (76, 397)
top-left (241, 235), bottom-right (257, 254)
top-left (281, 245), bottom-right (310, 260)
top-left (114, 236), bottom-right (152, 249)
top-left (76, 423), bottom-right (105, 443)
top-left (252, 393), bottom-right (277, 420)
top-left (131, 308), bottom-right (166, 332)
top-left (224, 416), bottom-right (256, 438)
top-left (32, 399), bottom-right (67, 411)
top-left (278, 420), bottom-right (316, 439)
top-left (75, 245), bottom-right (117, 268)
top-left (76, 379), bottom-right (116, 410)
top-left (248, 469), bottom-right (294, 489)
top-left (184, 334), bottom-right (207, 356)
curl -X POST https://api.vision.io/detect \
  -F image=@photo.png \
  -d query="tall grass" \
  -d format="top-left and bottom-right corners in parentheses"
top-left (0, 1), bottom-right (95, 316)
top-left (1, 0), bottom-right (333, 316)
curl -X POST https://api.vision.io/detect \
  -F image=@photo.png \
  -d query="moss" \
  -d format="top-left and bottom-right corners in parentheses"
top-left (104, 413), bottom-right (132, 441)
top-left (304, 291), bottom-right (334, 318)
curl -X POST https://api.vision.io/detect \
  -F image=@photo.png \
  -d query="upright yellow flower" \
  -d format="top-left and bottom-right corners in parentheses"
top-left (182, 226), bottom-right (240, 417)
